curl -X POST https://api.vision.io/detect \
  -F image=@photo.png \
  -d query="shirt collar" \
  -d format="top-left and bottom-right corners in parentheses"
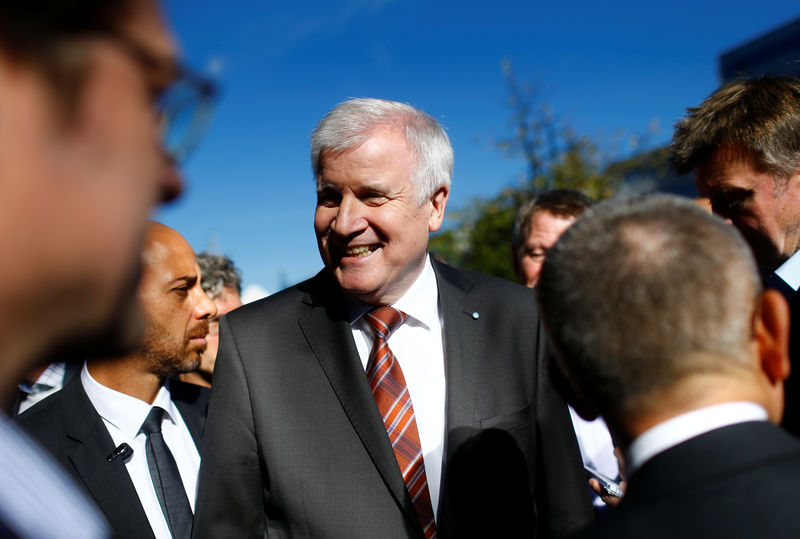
top-left (81, 362), bottom-right (177, 439)
top-left (625, 401), bottom-right (767, 477)
top-left (773, 249), bottom-right (800, 293)
top-left (346, 254), bottom-right (439, 330)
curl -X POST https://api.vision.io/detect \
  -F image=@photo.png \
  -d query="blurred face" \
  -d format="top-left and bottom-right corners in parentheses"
top-left (199, 286), bottom-right (243, 377)
top-left (516, 210), bottom-right (576, 288)
top-left (0, 0), bottom-right (183, 364)
top-left (695, 145), bottom-right (800, 271)
top-left (138, 225), bottom-right (217, 377)
top-left (315, 127), bottom-right (449, 305)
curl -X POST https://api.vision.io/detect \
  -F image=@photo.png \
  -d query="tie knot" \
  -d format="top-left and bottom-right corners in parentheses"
top-left (141, 406), bottom-right (166, 435)
top-left (365, 306), bottom-right (406, 341)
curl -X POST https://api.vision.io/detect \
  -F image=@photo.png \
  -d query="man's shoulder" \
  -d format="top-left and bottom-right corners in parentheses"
top-left (14, 377), bottom-right (86, 449)
top-left (433, 260), bottom-right (537, 305)
top-left (227, 272), bottom-right (328, 322)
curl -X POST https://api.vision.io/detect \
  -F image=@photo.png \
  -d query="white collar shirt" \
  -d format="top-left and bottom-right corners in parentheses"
top-left (348, 254), bottom-right (446, 518)
top-left (81, 363), bottom-right (201, 539)
top-left (774, 249), bottom-right (800, 294)
top-left (625, 401), bottom-right (768, 478)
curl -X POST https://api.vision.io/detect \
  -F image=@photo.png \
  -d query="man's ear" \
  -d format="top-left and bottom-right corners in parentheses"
top-left (754, 289), bottom-right (791, 386)
top-left (427, 185), bottom-right (449, 233)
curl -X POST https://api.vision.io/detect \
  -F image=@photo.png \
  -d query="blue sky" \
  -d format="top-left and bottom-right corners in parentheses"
top-left (158, 0), bottom-right (799, 297)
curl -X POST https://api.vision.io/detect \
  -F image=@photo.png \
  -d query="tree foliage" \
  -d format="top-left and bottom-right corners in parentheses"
top-left (430, 61), bottom-right (624, 280)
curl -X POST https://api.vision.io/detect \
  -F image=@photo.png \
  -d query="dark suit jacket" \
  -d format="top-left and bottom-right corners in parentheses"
top-left (578, 421), bottom-right (800, 538)
top-left (194, 261), bottom-right (594, 538)
top-left (15, 375), bottom-right (210, 539)
top-left (782, 293), bottom-right (800, 435)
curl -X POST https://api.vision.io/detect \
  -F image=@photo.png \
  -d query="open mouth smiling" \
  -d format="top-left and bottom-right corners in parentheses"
top-left (343, 244), bottom-right (379, 258)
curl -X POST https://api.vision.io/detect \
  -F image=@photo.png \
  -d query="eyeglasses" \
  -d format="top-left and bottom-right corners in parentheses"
top-left (103, 32), bottom-right (219, 164)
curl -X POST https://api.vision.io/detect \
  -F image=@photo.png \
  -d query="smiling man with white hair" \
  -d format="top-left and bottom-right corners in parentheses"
top-left (195, 97), bottom-right (594, 538)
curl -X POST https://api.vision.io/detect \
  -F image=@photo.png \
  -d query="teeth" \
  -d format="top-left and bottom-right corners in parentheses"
top-left (345, 245), bottom-right (372, 257)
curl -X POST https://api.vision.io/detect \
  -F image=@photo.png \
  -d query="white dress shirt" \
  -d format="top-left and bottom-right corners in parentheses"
top-left (17, 361), bottom-right (67, 414)
top-left (774, 249), bottom-right (800, 293)
top-left (625, 401), bottom-right (768, 477)
top-left (568, 406), bottom-right (619, 507)
top-left (81, 364), bottom-right (201, 539)
top-left (348, 255), bottom-right (447, 518)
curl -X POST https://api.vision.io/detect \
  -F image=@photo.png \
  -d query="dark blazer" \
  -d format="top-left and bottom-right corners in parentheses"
top-left (15, 376), bottom-right (210, 539)
top-left (194, 260), bottom-right (594, 538)
top-left (782, 293), bottom-right (800, 435)
top-left (578, 421), bottom-right (800, 538)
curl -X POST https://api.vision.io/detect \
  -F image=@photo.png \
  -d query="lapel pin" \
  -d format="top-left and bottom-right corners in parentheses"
top-left (471, 311), bottom-right (480, 320)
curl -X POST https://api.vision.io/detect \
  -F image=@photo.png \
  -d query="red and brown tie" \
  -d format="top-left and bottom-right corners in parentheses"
top-left (365, 306), bottom-right (437, 539)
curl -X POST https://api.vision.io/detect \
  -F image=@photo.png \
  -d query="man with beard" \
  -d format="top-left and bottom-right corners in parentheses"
top-left (17, 223), bottom-right (217, 539)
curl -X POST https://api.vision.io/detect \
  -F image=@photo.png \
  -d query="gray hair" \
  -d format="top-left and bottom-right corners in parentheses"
top-left (196, 253), bottom-right (242, 298)
top-left (671, 76), bottom-right (800, 180)
top-left (537, 194), bottom-right (762, 421)
top-left (310, 98), bottom-right (453, 205)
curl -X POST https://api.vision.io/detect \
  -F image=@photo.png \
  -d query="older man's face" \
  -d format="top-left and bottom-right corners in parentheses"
top-left (516, 210), bottom-right (577, 288)
top-left (314, 127), bottom-right (449, 306)
top-left (695, 145), bottom-right (800, 271)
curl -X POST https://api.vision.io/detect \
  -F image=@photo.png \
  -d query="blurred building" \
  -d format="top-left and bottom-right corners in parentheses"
top-left (720, 16), bottom-right (800, 82)
top-left (615, 15), bottom-right (800, 197)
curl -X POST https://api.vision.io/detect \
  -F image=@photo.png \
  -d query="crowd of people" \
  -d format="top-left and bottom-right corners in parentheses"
top-left (2, 1), bottom-right (800, 538)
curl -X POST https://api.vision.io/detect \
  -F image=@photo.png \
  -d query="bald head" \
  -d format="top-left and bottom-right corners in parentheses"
top-left (136, 222), bottom-right (216, 378)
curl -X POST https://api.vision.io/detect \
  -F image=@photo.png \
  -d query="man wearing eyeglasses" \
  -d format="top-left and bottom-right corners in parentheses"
top-left (0, 1), bottom-right (215, 538)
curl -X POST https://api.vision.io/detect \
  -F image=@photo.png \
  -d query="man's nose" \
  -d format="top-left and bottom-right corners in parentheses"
top-left (196, 290), bottom-right (218, 320)
top-left (331, 197), bottom-right (367, 237)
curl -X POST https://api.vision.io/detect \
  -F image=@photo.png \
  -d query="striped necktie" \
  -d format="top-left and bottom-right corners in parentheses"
top-left (365, 306), bottom-right (437, 539)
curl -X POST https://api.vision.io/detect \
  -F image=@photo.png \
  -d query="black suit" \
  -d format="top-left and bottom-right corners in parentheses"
top-left (578, 421), bottom-right (800, 538)
top-left (16, 376), bottom-right (209, 539)
top-left (194, 261), bottom-right (593, 538)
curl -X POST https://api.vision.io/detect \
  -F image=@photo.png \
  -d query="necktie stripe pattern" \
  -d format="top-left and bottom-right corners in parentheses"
top-left (365, 307), bottom-right (437, 539)
top-left (141, 406), bottom-right (193, 539)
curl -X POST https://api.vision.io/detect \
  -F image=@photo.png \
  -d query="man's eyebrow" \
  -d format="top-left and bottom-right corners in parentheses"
top-left (169, 275), bottom-right (198, 287)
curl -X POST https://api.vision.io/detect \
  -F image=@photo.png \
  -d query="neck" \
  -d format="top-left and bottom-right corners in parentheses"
top-left (86, 356), bottom-right (165, 404)
top-left (613, 372), bottom-right (771, 450)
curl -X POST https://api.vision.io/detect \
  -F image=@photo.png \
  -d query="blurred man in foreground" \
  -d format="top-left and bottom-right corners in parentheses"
top-left (18, 223), bottom-right (216, 539)
top-left (538, 195), bottom-right (799, 538)
top-left (0, 0), bottom-right (214, 536)
top-left (180, 253), bottom-right (243, 387)
top-left (671, 77), bottom-right (800, 434)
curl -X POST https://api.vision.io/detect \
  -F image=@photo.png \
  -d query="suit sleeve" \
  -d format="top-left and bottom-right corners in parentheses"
top-left (193, 315), bottom-right (266, 538)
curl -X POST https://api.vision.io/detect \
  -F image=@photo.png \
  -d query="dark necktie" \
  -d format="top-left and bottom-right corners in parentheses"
top-left (140, 406), bottom-right (193, 539)
top-left (365, 306), bottom-right (437, 539)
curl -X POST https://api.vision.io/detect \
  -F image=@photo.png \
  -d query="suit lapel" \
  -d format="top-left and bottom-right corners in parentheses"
top-left (433, 261), bottom-right (484, 442)
top-left (298, 272), bottom-right (422, 534)
top-left (61, 379), bottom-right (156, 539)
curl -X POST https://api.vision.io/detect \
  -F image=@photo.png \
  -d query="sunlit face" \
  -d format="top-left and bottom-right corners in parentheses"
top-left (199, 286), bottom-right (243, 377)
top-left (138, 225), bottom-right (217, 378)
top-left (695, 145), bottom-right (800, 271)
top-left (515, 210), bottom-right (576, 288)
top-left (0, 0), bottom-right (183, 363)
top-left (314, 127), bottom-right (449, 306)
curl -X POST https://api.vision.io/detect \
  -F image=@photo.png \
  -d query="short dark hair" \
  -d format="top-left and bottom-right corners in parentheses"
top-left (512, 189), bottom-right (593, 251)
top-left (671, 76), bottom-right (800, 179)
top-left (0, 1), bottom-right (137, 108)
top-left (537, 195), bottom-right (760, 423)
top-left (197, 253), bottom-right (242, 297)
